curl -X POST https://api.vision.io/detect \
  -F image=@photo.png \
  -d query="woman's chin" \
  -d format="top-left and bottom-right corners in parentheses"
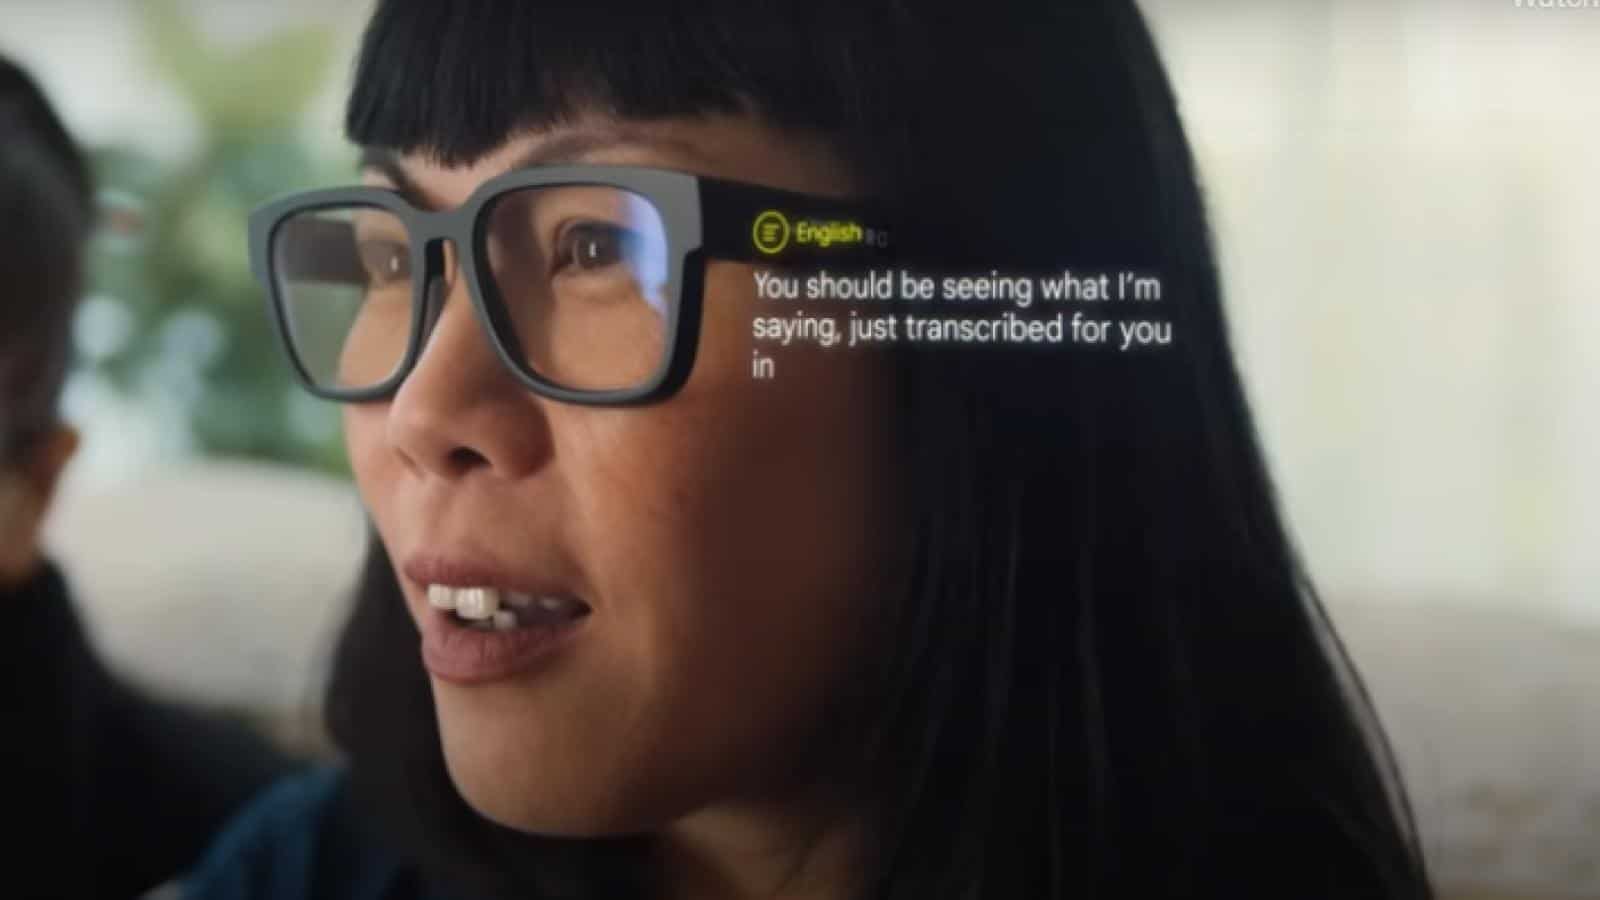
top-left (434, 716), bottom-right (651, 838)
top-left (443, 751), bottom-right (594, 836)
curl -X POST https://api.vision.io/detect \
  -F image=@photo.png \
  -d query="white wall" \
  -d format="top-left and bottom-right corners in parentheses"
top-left (1143, 0), bottom-right (1600, 626)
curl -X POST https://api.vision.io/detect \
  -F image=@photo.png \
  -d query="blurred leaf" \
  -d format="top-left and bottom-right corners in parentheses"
top-left (142, 0), bottom-right (337, 135)
top-left (74, 4), bottom-right (353, 479)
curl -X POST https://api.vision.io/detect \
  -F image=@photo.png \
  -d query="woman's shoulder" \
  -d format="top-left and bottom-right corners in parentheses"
top-left (180, 767), bottom-right (436, 900)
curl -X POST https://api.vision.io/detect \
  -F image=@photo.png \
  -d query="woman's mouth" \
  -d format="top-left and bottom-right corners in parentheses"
top-left (427, 584), bottom-right (589, 631)
top-left (419, 583), bottom-right (591, 683)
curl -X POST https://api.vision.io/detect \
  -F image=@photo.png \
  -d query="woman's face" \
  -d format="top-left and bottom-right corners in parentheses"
top-left (345, 114), bottom-right (904, 835)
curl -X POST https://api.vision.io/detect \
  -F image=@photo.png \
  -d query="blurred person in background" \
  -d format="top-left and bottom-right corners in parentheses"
top-left (0, 56), bottom-right (293, 899)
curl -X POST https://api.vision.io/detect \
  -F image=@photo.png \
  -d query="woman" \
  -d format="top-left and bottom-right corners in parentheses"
top-left (187, 0), bottom-right (1435, 898)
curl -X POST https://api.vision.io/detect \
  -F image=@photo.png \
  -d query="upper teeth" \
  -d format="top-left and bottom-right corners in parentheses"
top-left (428, 585), bottom-right (503, 619)
top-left (426, 585), bottom-right (580, 620)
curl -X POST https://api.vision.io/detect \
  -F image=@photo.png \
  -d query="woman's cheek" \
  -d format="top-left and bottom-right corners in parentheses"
top-left (567, 345), bottom-right (889, 656)
top-left (343, 405), bottom-right (387, 514)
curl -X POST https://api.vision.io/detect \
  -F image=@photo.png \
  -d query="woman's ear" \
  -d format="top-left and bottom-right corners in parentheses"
top-left (0, 424), bottom-right (79, 588)
top-left (27, 424), bottom-right (80, 503)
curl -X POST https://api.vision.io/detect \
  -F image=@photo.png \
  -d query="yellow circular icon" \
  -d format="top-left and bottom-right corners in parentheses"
top-left (752, 210), bottom-right (791, 255)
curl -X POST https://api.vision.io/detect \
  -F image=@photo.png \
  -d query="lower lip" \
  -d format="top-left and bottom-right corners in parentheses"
top-left (420, 611), bottom-right (588, 684)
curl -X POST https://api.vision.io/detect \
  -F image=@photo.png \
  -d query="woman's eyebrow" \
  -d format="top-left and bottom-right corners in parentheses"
top-left (357, 147), bottom-right (425, 202)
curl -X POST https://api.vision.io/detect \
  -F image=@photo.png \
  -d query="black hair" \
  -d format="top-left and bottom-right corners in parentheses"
top-left (325, 2), bottom-right (1435, 898)
top-left (0, 56), bottom-right (93, 459)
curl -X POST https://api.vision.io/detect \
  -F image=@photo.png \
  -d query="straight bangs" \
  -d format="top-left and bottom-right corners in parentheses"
top-left (344, 0), bottom-right (915, 172)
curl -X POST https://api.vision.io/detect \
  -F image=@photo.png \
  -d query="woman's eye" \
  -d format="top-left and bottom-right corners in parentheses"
top-left (356, 239), bottom-right (409, 286)
top-left (556, 222), bottom-right (632, 274)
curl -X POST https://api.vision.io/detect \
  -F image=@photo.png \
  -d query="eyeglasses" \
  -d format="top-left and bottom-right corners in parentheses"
top-left (248, 165), bottom-right (893, 406)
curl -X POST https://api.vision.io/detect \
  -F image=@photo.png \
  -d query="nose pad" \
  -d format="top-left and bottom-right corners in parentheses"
top-left (419, 239), bottom-right (460, 344)
top-left (421, 270), bottom-right (446, 340)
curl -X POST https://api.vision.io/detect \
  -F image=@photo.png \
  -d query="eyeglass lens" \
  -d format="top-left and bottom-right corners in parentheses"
top-left (270, 186), bottom-right (671, 393)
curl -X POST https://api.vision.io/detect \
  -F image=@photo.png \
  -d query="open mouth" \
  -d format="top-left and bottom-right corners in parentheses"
top-left (427, 585), bottom-right (591, 632)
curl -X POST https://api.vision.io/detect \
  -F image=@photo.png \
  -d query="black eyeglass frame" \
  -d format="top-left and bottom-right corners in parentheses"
top-left (248, 165), bottom-right (892, 406)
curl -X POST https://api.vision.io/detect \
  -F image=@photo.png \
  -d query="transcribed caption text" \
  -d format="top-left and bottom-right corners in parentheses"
top-left (749, 268), bottom-right (1172, 379)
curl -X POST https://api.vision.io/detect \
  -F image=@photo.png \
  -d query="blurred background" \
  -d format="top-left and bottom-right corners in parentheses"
top-left (2, 1), bottom-right (1595, 897)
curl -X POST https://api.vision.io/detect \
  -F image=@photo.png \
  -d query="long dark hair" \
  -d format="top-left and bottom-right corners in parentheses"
top-left (324, 2), bottom-right (1435, 897)
top-left (0, 56), bottom-right (93, 457)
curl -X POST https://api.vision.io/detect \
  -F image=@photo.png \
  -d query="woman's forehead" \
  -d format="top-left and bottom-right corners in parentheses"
top-left (355, 119), bottom-right (705, 206)
top-left (358, 115), bottom-right (859, 207)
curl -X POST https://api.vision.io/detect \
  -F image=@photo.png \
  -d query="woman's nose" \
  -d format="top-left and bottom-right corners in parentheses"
top-left (383, 245), bottom-right (553, 481)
